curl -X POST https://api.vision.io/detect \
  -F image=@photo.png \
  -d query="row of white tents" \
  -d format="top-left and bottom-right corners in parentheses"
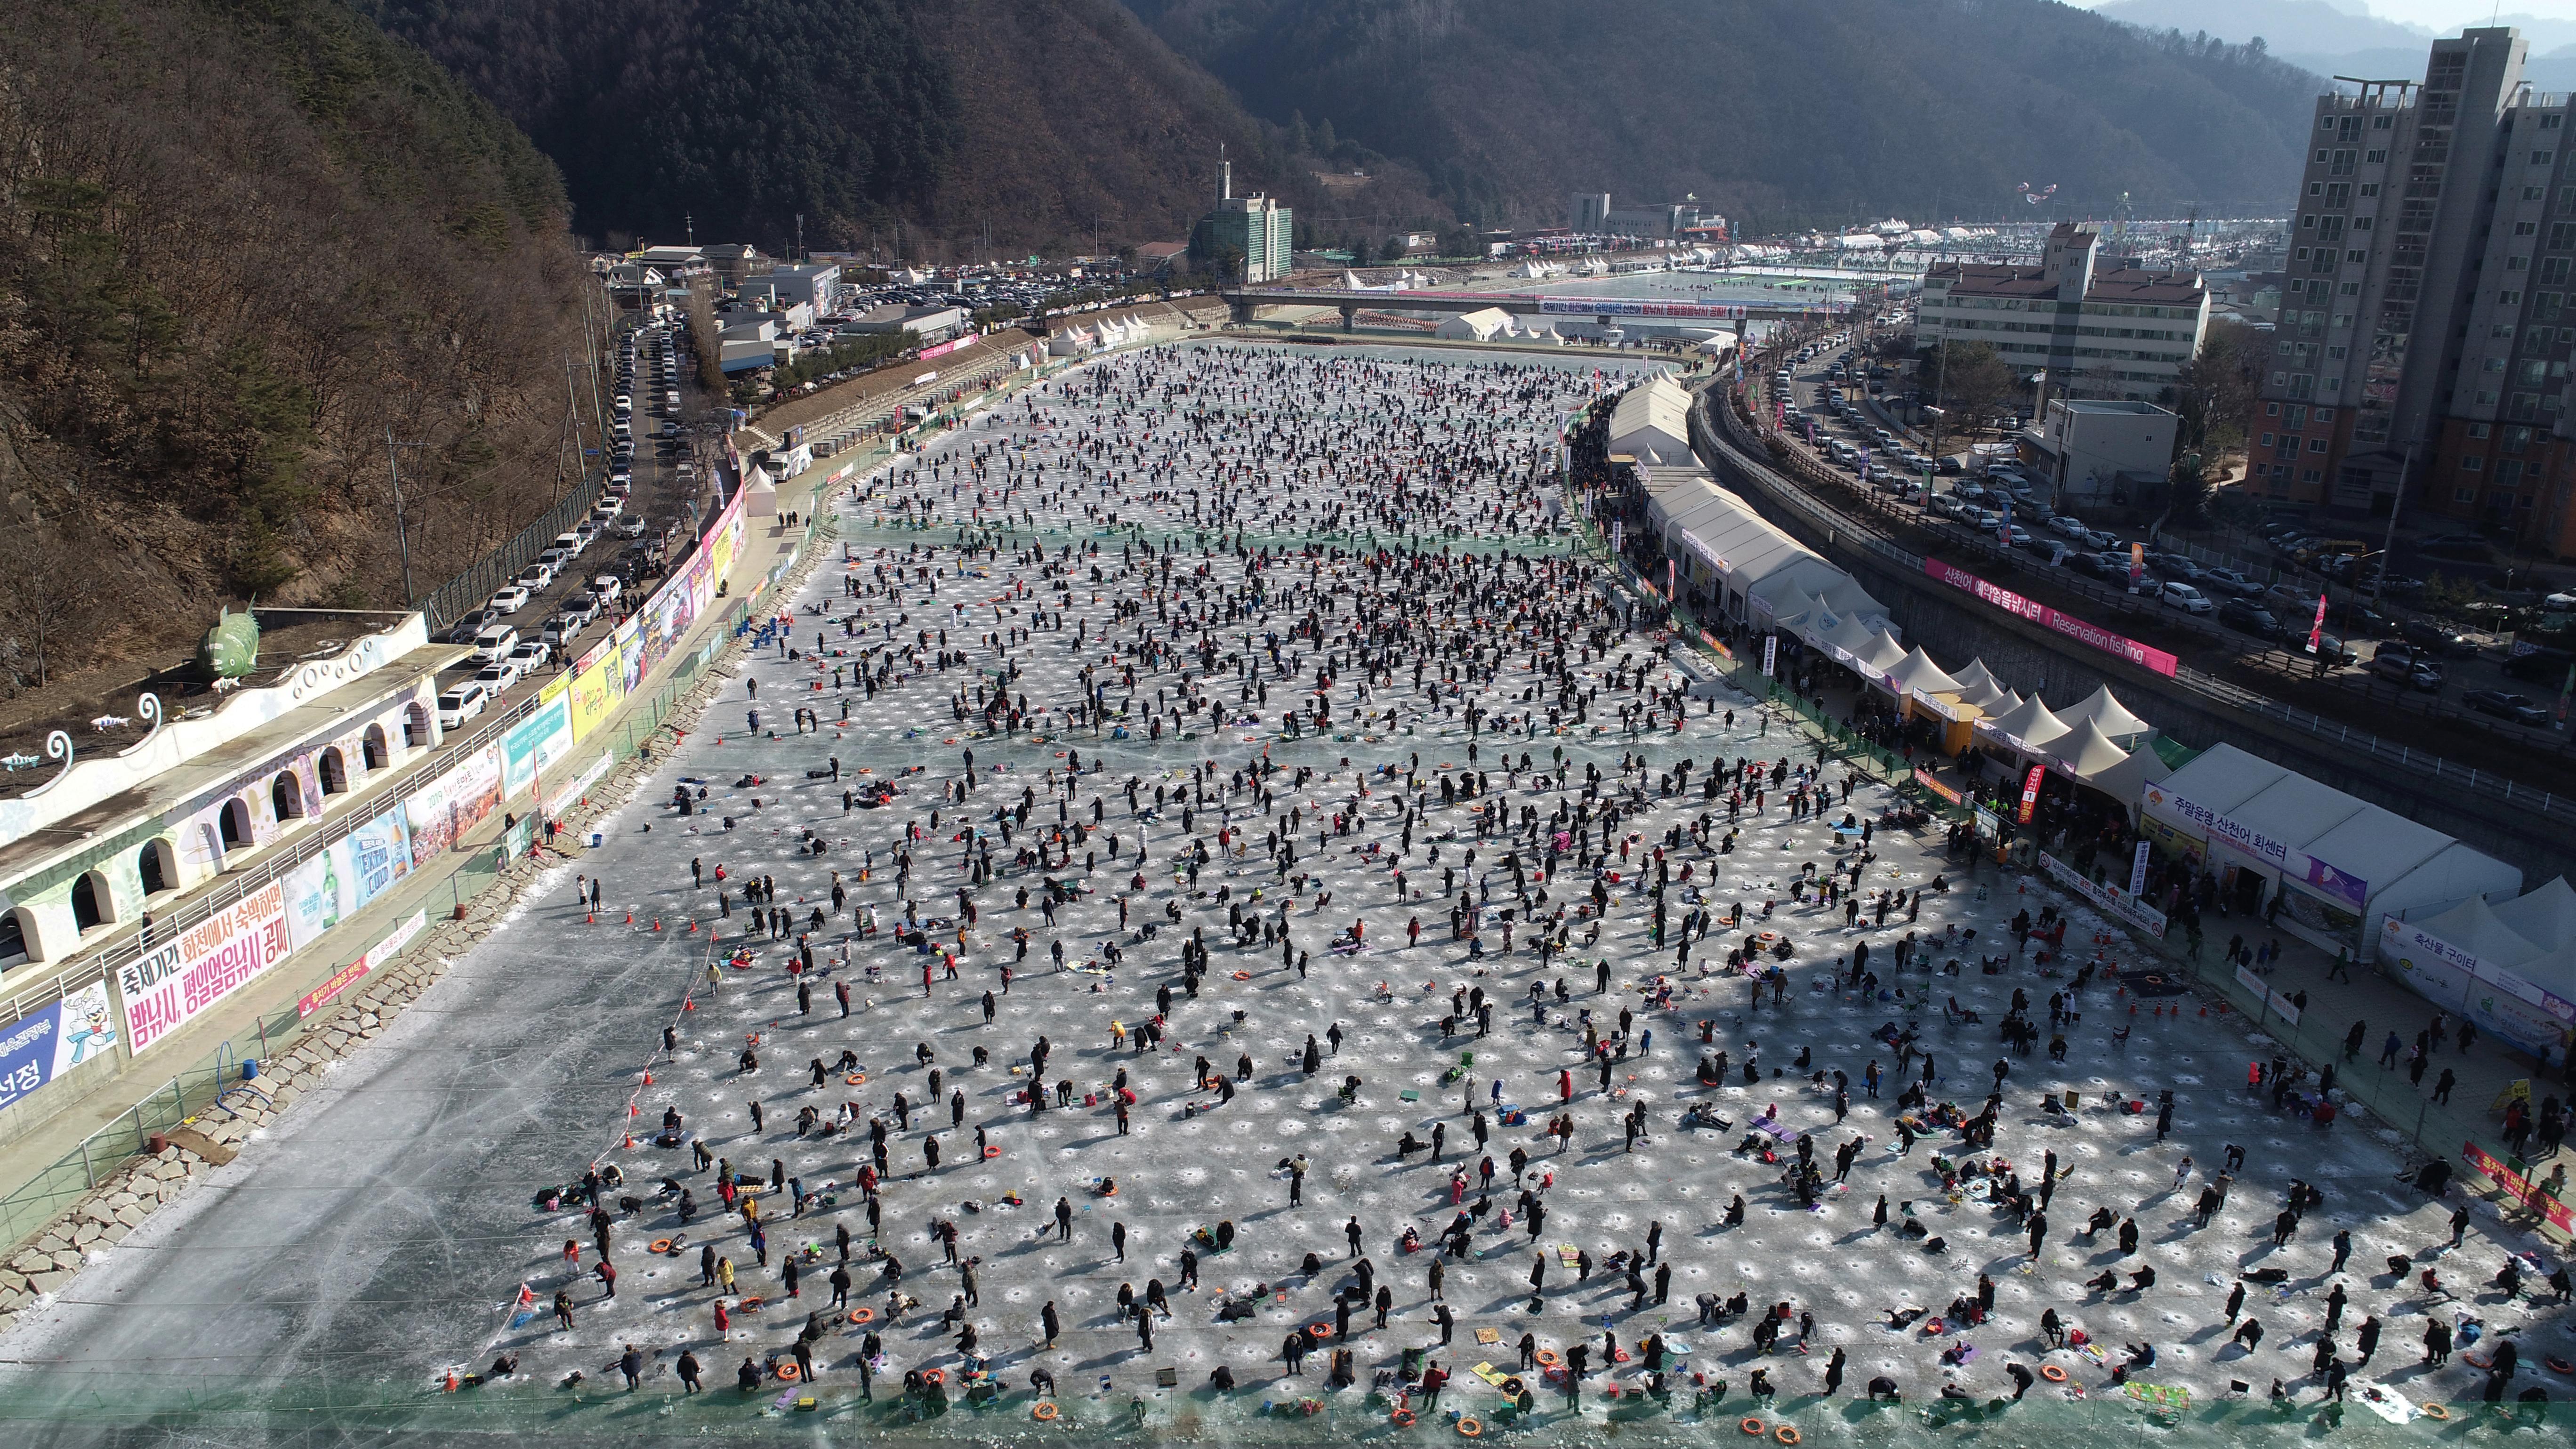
top-left (1625, 433), bottom-right (2554, 1051)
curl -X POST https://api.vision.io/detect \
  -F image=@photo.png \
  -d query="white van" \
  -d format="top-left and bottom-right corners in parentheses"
top-left (472, 625), bottom-right (518, 663)
top-left (589, 575), bottom-right (624, 608)
top-left (436, 682), bottom-right (490, 731)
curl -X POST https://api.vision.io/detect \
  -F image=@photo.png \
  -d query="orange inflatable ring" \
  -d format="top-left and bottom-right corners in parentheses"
top-left (650, 1239), bottom-right (674, 1254)
top-left (985, 1145), bottom-right (1002, 1158)
top-left (923, 1368), bottom-right (944, 1385)
top-left (1391, 1409), bottom-right (1416, 1427)
top-left (1032, 1401), bottom-right (1060, 1421)
top-left (1308, 1322), bottom-right (1335, 1339)
top-left (2040, 1364), bottom-right (2068, 1383)
top-left (847, 1308), bottom-right (875, 1324)
top-left (776, 1362), bottom-right (801, 1382)
top-left (737, 1296), bottom-right (764, 1312)
top-left (1457, 1417), bottom-right (1483, 1436)
top-left (2422, 1404), bottom-right (2451, 1421)
top-left (1775, 1428), bottom-right (1800, 1446)
top-left (1534, 1349), bottom-right (1561, 1367)
top-left (1233, 971), bottom-right (1252, 981)
top-left (1741, 1417), bottom-right (1767, 1436)
top-left (846, 1073), bottom-right (866, 1085)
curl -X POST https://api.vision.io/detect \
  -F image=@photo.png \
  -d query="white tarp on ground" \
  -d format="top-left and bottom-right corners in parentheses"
top-left (1610, 376), bottom-right (1694, 465)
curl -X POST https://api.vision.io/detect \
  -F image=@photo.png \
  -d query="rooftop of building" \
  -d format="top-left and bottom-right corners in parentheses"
top-left (2055, 399), bottom-right (2176, 417)
top-left (1925, 261), bottom-right (2206, 306)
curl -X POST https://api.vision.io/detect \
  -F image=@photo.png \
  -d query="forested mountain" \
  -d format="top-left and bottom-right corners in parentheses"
top-left (0, 0), bottom-right (593, 689)
top-left (1125, 0), bottom-right (2325, 230)
top-left (357, 0), bottom-right (2324, 255)
top-left (354, 0), bottom-right (1425, 257)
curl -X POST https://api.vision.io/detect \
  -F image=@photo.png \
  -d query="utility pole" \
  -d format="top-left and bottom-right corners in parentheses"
top-left (2370, 441), bottom-right (2415, 604)
top-left (384, 428), bottom-right (424, 604)
top-left (685, 213), bottom-right (695, 248)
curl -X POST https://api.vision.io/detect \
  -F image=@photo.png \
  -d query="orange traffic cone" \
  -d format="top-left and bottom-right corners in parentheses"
top-left (642, 1073), bottom-right (653, 1085)
top-left (446, 1371), bottom-right (459, 1392)
top-left (586, 912), bottom-right (596, 925)
top-left (653, 918), bottom-right (662, 931)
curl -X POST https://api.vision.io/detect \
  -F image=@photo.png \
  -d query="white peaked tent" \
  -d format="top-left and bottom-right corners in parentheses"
top-left (1884, 647), bottom-right (1962, 696)
top-left (1964, 684), bottom-right (2022, 717)
top-left (2086, 735), bottom-right (2173, 820)
top-left (1767, 590), bottom-right (1822, 636)
top-left (2063, 685), bottom-right (2153, 741)
top-left (1855, 630), bottom-right (1908, 673)
top-left (1820, 614), bottom-right (1879, 662)
top-left (1985, 695), bottom-right (2071, 755)
top-left (2055, 717), bottom-right (2133, 779)
top-left (2490, 876), bottom-right (2576, 954)
top-left (2407, 894), bottom-right (2541, 972)
top-left (1946, 660), bottom-right (2001, 699)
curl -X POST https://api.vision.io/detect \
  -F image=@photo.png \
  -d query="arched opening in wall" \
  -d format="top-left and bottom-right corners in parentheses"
top-left (0, 910), bottom-right (28, 970)
top-left (219, 797), bottom-right (253, 850)
top-left (137, 838), bottom-right (176, 897)
top-left (70, 872), bottom-right (108, 933)
top-left (362, 724), bottom-right (390, 772)
top-left (271, 771), bottom-right (304, 824)
top-left (319, 747), bottom-right (349, 798)
top-left (404, 702), bottom-right (430, 748)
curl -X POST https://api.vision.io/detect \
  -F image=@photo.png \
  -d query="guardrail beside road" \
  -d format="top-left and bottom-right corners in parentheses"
top-left (1699, 368), bottom-right (2576, 825)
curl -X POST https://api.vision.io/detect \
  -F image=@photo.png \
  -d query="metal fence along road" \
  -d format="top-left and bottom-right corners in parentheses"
top-left (1701, 369), bottom-right (2576, 825)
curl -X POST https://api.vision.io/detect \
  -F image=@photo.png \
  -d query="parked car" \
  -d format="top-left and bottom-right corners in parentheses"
top-left (612, 513), bottom-right (649, 539)
top-left (2399, 620), bottom-right (2477, 656)
top-left (2218, 599), bottom-right (2281, 636)
top-left (486, 584), bottom-right (531, 615)
top-left (2047, 515), bottom-right (2087, 538)
top-left (473, 659), bottom-right (523, 692)
top-left (2302, 632), bottom-right (2359, 668)
top-left (2198, 568), bottom-right (2261, 597)
top-left (515, 563), bottom-right (555, 592)
top-left (2158, 582), bottom-right (2213, 615)
top-left (506, 639), bottom-right (552, 672)
top-left (436, 682), bottom-right (490, 731)
top-left (2466, 689), bottom-right (2548, 724)
top-left (470, 624), bottom-right (518, 663)
top-left (2369, 645), bottom-right (2443, 691)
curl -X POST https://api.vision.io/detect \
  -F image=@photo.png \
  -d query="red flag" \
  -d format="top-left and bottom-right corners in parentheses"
top-left (2309, 592), bottom-right (2328, 652)
top-left (2017, 764), bottom-right (2045, 825)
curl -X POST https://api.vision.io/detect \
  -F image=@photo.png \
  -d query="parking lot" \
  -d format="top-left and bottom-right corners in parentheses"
top-left (429, 320), bottom-right (720, 733)
top-left (1763, 351), bottom-right (2576, 743)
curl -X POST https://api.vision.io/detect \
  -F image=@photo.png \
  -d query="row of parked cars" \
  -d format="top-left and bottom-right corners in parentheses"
top-left (433, 326), bottom-right (688, 731)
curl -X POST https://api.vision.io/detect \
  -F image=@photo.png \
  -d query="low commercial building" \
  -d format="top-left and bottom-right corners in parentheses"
top-left (2019, 398), bottom-right (2179, 507)
top-left (762, 263), bottom-right (841, 315)
top-left (1918, 222), bottom-right (2209, 404)
top-left (845, 305), bottom-right (968, 346)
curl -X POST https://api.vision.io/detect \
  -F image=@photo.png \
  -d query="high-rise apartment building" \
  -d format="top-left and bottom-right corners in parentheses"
top-left (2257, 28), bottom-right (2576, 554)
top-left (1192, 158), bottom-right (1294, 284)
